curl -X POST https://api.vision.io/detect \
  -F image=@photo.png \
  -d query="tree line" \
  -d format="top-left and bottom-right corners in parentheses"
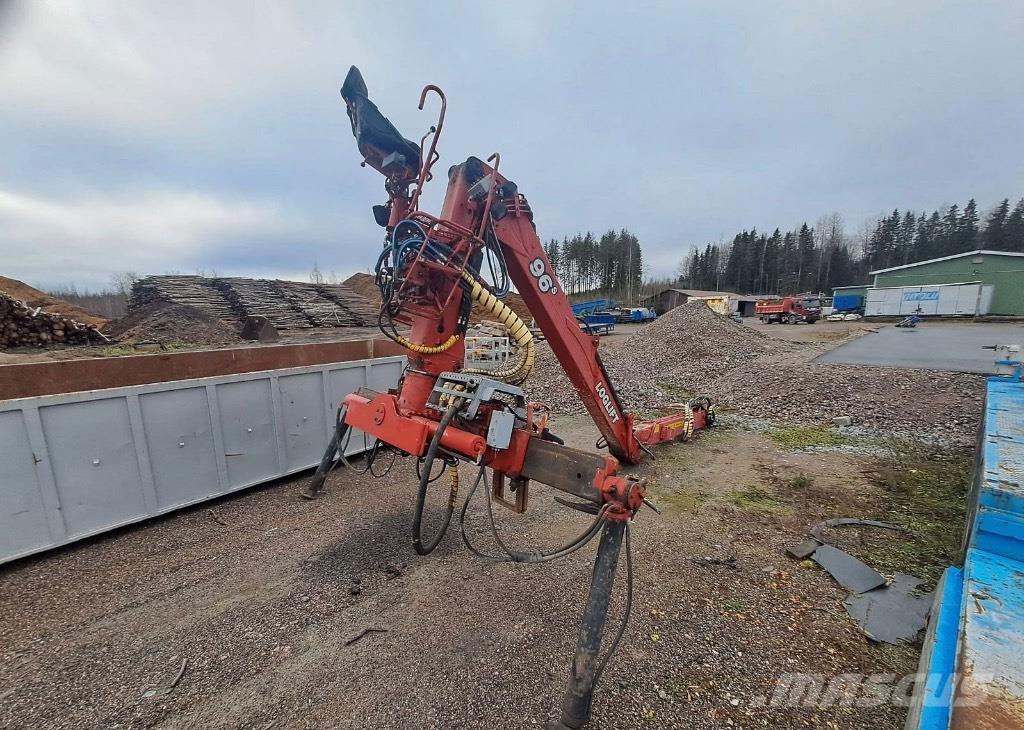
top-left (543, 229), bottom-right (643, 301)
top-left (679, 197), bottom-right (1024, 295)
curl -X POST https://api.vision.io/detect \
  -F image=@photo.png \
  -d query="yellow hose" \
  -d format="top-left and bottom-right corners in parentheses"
top-left (459, 269), bottom-right (535, 383)
top-left (394, 332), bottom-right (460, 354)
top-left (389, 268), bottom-right (533, 383)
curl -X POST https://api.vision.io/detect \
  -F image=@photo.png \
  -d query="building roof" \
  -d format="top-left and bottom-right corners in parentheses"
top-left (646, 287), bottom-right (746, 299)
top-left (832, 284), bottom-right (870, 291)
top-left (869, 249), bottom-right (1024, 276)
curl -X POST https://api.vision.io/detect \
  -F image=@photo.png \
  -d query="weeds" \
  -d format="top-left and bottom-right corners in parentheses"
top-left (788, 474), bottom-right (814, 490)
top-left (724, 486), bottom-right (783, 512)
top-left (859, 454), bottom-right (970, 586)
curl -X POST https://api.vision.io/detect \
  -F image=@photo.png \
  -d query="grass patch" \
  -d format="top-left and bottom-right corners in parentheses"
top-left (767, 425), bottom-right (850, 450)
top-left (723, 485), bottom-right (782, 512)
top-left (720, 597), bottom-right (745, 612)
top-left (788, 474), bottom-right (814, 490)
top-left (89, 341), bottom-right (196, 357)
top-left (659, 488), bottom-right (705, 514)
top-left (859, 455), bottom-right (970, 586)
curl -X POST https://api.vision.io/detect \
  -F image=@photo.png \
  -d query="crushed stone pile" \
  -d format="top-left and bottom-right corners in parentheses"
top-left (104, 302), bottom-right (241, 346)
top-left (526, 301), bottom-right (796, 414)
top-left (525, 301), bottom-right (984, 446)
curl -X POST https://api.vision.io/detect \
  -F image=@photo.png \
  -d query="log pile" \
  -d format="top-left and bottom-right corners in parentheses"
top-left (127, 275), bottom-right (379, 330)
top-left (129, 276), bottom-right (236, 321)
top-left (215, 278), bottom-right (311, 329)
top-left (1, 292), bottom-right (106, 349)
top-left (276, 281), bottom-right (378, 327)
top-left (313, 283), bottom-right (379, 325)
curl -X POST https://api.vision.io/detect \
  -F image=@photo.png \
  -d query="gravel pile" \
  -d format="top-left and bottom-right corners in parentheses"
top-left (525, 301), bottom-right (984, 445)
top-left (527, 301), bottom-right (795, 414)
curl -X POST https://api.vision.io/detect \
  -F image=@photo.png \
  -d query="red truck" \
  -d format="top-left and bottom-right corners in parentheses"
top-left (756, 295), bottom-right (822, 324)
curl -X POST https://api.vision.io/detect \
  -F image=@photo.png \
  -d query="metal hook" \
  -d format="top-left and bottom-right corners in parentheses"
top-left (477, 153), bottom-right (501, 238)
top-left (410, 85), bottom-right (446, 210)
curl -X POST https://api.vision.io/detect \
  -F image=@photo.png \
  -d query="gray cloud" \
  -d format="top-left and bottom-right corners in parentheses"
top-left (1, 0), bottom-right (1021, 290)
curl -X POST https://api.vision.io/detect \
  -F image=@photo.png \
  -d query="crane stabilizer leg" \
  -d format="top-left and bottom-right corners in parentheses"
top-left (558, 519), bottom-right (628, 729)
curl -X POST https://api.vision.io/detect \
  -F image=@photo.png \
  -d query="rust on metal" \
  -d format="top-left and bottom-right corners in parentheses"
top-left (0, 338), bottom-right (405, 401)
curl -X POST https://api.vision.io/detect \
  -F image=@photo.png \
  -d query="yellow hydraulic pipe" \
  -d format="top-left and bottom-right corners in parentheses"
top-left (459, 269), bottom-right (535, 383)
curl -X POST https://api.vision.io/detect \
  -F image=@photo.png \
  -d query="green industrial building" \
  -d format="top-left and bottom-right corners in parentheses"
top-left (870, 250), bottom-right (1024, 315)
top-left (832, 250), bottom-right (1024, 316)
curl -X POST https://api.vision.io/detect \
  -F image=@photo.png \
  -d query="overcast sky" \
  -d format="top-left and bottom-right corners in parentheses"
top-left (1, 1), bottom-right (1021, 291)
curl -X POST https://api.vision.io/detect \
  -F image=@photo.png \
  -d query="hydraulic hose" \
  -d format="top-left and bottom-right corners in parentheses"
top-left (459, 464), bottom-right (608, 564)
top-left (411, 400), bottom-right (462, 555)
top-left (393, 332), bottom-right (460, 355)
top-left (459, 269), bottom-right (535, 383)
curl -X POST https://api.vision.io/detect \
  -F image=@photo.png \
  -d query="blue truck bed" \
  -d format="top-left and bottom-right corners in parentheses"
top-left (907, 370), bottom-right (1024, 728)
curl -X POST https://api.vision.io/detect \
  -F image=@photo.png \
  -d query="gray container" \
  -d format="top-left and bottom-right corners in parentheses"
top-left (0, 355), bottom-right (404, 564)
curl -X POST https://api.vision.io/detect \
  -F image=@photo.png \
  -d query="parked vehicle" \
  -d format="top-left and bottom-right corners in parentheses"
top-left (832, 293), bottom-right (864, 314)
top-left (755, 295), bottom-right (822, 324)
top-left (578, 313), bottom-right (616, 335)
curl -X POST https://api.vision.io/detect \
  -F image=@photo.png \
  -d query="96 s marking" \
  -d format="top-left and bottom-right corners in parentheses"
top-left (595, 383), bottom-right (620, 423)
top-left (529, 257), bottom-right (558, 295)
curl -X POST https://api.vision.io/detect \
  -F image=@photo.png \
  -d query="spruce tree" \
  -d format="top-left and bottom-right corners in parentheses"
top-left (984, 199), bottom-right (1011, 249)
top-left (1005, 199), bottom-right (1024, 252)
top-left (960, 199), bottom-right (979, 252)
top-left (941, 204), bottom-right (960, 255)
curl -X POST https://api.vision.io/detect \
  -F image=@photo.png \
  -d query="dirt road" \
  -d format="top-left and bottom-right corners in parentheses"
top-left (0, 409), bottom-right (965, 729)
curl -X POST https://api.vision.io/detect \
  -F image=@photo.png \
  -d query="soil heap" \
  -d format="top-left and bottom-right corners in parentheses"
top-left (104, 302), bottom-right (241, 346)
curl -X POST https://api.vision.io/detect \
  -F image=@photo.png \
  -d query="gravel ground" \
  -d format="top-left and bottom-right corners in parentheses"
top-left (0, 303), bottom-right (982, 729)
top-left (0, 413), bottom-right (957, 730)
top-left (526, 302), bottom-right (985, 446)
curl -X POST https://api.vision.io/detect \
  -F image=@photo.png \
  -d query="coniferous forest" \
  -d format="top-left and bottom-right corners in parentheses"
top-left (678, 197), bottom-right (1024, 295)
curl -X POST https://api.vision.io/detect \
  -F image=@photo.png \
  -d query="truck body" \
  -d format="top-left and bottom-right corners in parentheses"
top-left (832, 293), bottom-right (864, 313)
top-left (756, 295), bottom-right (822, 324)
top-left (571, 298), bottom-right (616, 316)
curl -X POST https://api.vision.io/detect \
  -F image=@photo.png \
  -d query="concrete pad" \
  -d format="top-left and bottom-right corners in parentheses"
top-left (815, 323), bottom-right (1024, 373)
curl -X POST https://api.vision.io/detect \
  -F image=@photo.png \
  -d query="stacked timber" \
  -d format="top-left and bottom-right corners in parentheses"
top-left (314, 283), bottom-right (379, 325)
top-left (129, 276), bottom-right (236, 321)
top-left (127, 275), bottom-right (379, 331)
top-left (214, 278), bottom-right (312, 329)
top-left (1, 292), bottom-right (106, 348)
top-left (277, 281), bottom-right (367, 327)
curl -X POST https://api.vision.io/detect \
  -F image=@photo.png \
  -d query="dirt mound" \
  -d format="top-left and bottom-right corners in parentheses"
top-left (342, 272), bottom-right (381, 307)
top-left (106, 302), bottom-right (240, 346)
top-left (0, 275), bottom-right (107, 327)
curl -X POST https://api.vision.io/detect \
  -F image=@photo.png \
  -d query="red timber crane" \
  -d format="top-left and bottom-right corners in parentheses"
top-left (304, 67), bottom-right (714, 729)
